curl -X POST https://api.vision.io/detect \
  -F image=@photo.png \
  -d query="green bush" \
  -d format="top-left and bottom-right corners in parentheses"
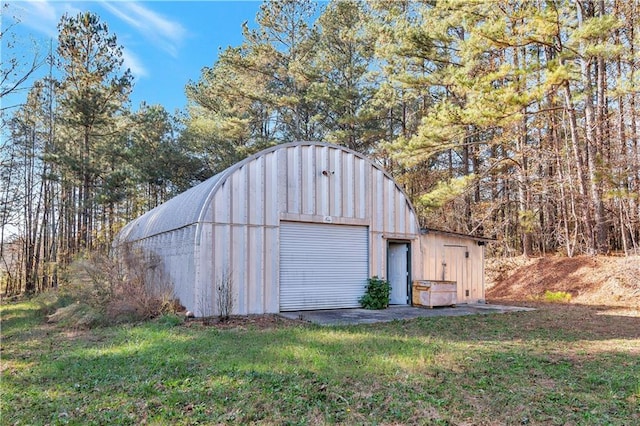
top-left (156, 313), bottom-right (184, 327)
top-left (359, 276), bottom-right (391, 310)
top-left (32, 292), bottom-right (72, 317)
top-left (543, 290), bottom-right (572, 303)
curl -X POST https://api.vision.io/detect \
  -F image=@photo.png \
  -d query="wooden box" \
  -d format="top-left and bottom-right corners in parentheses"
top-left (412, 280), bottom-right (457, 308)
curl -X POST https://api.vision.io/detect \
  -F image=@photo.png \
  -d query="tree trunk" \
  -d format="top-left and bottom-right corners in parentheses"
top-left (577, 0), bottom-right (608, 254)
top-left (562, 80), bottom-right (595, 252)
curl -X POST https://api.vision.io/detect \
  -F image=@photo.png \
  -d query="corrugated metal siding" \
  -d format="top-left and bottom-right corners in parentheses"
top-left (279, 222), bottom-right (369, 311)
top-left (129, 224), bottom-right (199, 313)
top-left (116, 142), bottom-right (424, 316)
top-left (204, 143), bottom-right (420, 315)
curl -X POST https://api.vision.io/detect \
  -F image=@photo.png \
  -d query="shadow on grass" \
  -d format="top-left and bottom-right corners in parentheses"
top-left (352, 302), bottom-right (640, 345)
top-left (2, 302), bottom-right (639, 425)
top-left (0, 303), bottom-right (49, 339)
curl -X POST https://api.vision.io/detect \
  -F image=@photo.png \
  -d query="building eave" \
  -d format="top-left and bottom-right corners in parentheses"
top-left (420, 228), bottom-right (496, 243)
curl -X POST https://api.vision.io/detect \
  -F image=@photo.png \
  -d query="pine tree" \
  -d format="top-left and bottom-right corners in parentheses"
top-left (55, 12), bottom-right (132, 251)
top-left (308, 0), bottom-right (380, 153)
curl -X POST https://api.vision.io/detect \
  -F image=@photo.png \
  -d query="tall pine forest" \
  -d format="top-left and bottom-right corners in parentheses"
top-left (1, 1), bottom-right (639, 296)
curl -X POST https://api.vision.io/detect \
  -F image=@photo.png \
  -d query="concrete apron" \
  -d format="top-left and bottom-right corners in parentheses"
top-left (279, 304), bottom-right (535, 326)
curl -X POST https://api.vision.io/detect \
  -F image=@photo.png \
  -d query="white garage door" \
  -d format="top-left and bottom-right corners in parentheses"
top-left (280, 222), bottom-right (369, 311)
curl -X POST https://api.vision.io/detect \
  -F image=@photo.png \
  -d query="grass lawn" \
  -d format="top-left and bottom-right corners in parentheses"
top-left (1, 298), bottom-right (639, 425)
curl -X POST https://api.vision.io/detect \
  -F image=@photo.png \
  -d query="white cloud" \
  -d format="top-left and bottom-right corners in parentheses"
top-left (9, 1), bottom-right (166, 79)
top-left (7, 1), bottom-right (87, 40)
top-left (100, 1), bottom-right (186, 57)
top-left (122, 49), bottom-right (148, 79)
top-left (10, 0), bottom-right (59, 38)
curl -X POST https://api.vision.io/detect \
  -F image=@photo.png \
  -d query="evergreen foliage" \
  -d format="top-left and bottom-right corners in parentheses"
top-left (2, 0), bottom-right (640, 296)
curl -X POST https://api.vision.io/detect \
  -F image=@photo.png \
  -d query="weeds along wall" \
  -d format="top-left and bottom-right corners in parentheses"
top-left (130, 225), bottom-right (199, 314)
top-left (114, 174), bottom-right (225, 316)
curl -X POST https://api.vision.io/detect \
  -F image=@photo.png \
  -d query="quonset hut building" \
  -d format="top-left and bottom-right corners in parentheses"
top-left (115, 142), bottom-right (490, 316)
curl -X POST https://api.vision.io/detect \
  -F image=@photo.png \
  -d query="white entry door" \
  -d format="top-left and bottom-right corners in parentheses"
top-left (388, 242), bottom-right (409, 305)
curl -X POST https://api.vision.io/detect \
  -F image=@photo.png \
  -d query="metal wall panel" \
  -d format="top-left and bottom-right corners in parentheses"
top-left (279, 222), bottom-right (369, 311)
top-left (131, 224), bottom-right (199, 314)
top-left (118, 142), bottom-right (427, 317)
top-left (344, 153), bottom-right (354, 217)
top-left (265, 152), bottom-right (278, 227)
top-left (264, 227), bottom-right (279, 312)
top-left (302, 145), bottom-right (316, 215)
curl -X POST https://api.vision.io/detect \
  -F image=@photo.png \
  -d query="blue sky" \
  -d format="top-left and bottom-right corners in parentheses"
top-left (3, 1), bottom-right (264, 114)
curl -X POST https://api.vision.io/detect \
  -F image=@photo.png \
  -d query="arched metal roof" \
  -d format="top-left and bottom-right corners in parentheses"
top-left (116, 141), bottom-right (419, 244)
top-left (116, 173), bottom-right (224, 243)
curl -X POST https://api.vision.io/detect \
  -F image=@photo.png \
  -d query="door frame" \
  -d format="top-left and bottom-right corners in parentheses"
top-left (386, 240), bottom-right (411, 305)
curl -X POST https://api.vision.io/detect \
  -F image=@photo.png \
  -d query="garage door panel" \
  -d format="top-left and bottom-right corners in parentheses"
top-left (280, 222), bottom-right (368, 311)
